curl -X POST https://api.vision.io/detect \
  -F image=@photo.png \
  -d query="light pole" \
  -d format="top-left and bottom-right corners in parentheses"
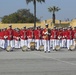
top-left (34, 0), bottom-right (36, 29)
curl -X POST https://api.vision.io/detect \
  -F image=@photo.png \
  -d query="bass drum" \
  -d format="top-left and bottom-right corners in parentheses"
top-left (39, 45), bottom-right (44, 51)
top-left (30, 42), bottom-right (35, 50)
top-left (69, 45), bottom-right (75, 51)
top-left (55, 45), bottom-right (61, 51)
top-left (6, 46), bottom-right (12, 52)
top-left (22, 46), bottom-right (28, 52)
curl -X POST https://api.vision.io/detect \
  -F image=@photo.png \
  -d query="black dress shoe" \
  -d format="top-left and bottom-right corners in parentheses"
top-left (3, 48), bottom-right (6, 50)
top-left (48, 51), bottom-right (50, 53)
top-left (68, 49), bottom-right (70, 51)
top-left (53, 49), bottom-right (55, 51)
top-left (44, 51), bottom-right (47, 53)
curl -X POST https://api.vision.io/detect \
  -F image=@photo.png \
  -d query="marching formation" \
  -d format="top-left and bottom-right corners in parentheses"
top-left (0, 24), bottom-right (76, 52)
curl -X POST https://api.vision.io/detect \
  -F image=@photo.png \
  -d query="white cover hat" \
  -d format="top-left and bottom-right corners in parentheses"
top-left (9, 24), bottom-right (12, 27)
top-left (45, 24), bottom-right (49, 26)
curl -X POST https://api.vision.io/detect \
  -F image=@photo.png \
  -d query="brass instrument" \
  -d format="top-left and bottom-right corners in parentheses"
top-left (22, 46), bottom-right (28, 52)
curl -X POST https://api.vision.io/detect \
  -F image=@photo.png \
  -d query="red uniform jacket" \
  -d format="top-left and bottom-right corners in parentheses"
top-left (57, 30), bottom-right (63, 39)
top-left (62, 30), bottom-right (67, 39)
top-left (66, 29), bottom-right (73, 39)
top-left (14, 31), bottom-right (21, 41)
top-left (27, 29), bottom-right (33, 39)
top-left (7, 28), bottom-right (14, 40)
top-left (0, 31), bottom-right (4, 40)
top-left (41, 29), bottom-right (44, 39)
top-left (20, 29), bottom-right (27, 40)
top-left (0, 32), bottom-right (2, 39)
top-left (34, 29), bottom-right (41, 39)
top-left (50, 29), bottom-right (58, 39)
top-left (42, 28), bottom-right (50, 40)
top-left (73, 29), bottom-right (76, 39)
top-left (4, 30), bottom-right (8, 40)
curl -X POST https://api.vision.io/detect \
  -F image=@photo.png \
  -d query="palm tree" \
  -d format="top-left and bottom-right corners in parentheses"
top-left (25, 0), bottom-right (45, 28)
top-left (48, 6), bottom-right (60, 24)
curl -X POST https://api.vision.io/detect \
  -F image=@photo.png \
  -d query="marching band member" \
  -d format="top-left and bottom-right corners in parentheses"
top-left (20, 26), bottom-right (27, 47)
top-left (51, 26), bottom-right (58, 50)
top-left (0, 28), bottom-right (8, 49)
top-left (57, 27), bottom-right (63, 47)
top-left (37, 26), bottom-right (42, 46)
top-left (66, 26), bottom-right (73, 50)
top-left (27, 27), bottom-right (33, 48)
top-left (0, 29), bottom-right (2, 48)
top-left (13, 28), bottom-right (17, 48)
top-left (3, 28), bottom-right (8, 49)
top-left (42, 24), bottom-right (50, 53)
top-left (14, 28), bottom-right (21, 48)
top-left (33, 27), bottom-right (41, 50)
top-left (31, 27), bottom-right (35, 42)
top-left (0, 29), bottom-right (3, 48)
top-left (7, 25), bottom-right (14, 49)
top-left (50, 29), bottom-right (53, 48)
top-left (73, 27), bottom-right (76, 46)
top-left (62, 28), bottom-right (67, 48)
top-left (41, 28), bottom-right (44, 46)
top-left (0, 28), bottom-right (5, 49)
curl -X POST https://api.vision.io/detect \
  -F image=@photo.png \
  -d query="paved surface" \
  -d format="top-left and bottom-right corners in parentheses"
top-left (0, 49), bottom-right (76, 75)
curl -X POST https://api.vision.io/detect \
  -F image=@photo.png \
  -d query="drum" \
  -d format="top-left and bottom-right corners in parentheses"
top-left (6, 46), bottom-right (12, 52)
top-left (22, 46), bottom-right (28, 52)
top-left (74, 39), bottom-right (76, 46)
top-left (69, 45), bottom-right (75, 51)
top-left (39, 45), bottom-right (44, 51)
top-left (55, 45), bottom-right (60, 51)
top-left (30, 42), bottom-right (35, 50)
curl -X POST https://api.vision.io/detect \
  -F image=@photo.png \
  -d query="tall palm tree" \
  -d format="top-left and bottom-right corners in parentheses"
top-left (48, 6), bottom-right (60, 24)
top-left (25, 0), bottom-right (45, 28)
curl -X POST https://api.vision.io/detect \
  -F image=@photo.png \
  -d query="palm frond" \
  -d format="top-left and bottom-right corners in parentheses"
top-left (48, 6), bottom-right (60, 13)
top-left (25, 0), bottom-right (33, 4)
top-left (37, 0), bottom-right (45, 3)
top-left (26, 0), bottom-right (45, 4)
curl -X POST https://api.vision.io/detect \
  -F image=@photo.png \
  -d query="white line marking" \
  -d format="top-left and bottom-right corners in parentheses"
top-left (33, 52), bottom-right (76, 66)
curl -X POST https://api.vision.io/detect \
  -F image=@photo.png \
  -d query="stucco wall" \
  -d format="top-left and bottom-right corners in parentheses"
top-left (70, 19), bottom-right (76, 27)
top-left (0, 19), bottom-right (76, 29)
top-left (0, 23), bottom-right (41, 29)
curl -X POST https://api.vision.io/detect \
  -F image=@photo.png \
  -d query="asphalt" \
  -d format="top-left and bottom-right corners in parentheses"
top-left (0, 48), bottom-right (76, 75)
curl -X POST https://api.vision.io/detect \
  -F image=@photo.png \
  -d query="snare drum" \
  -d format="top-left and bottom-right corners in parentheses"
top-left (22, 46), bottom-right (28, 52)
top-left (6, 46), bottom-right (12, 52)
top-left (39, 45), bottom-right (44, 51)
top-left (55, 45), bottom-right (60, 51)
top-left (69, 45), bottom-right (75, 51)
top-left (30, 42), bottom-right (35, 50)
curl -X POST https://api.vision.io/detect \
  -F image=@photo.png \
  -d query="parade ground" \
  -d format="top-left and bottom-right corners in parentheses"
top-left (0, 49), bottom-right (76, 75)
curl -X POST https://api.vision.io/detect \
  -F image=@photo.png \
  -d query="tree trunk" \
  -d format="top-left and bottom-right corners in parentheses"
top-left (34, 0), bottom-right (36, 29)
top-left (52, 12), bottom-right (55, 24)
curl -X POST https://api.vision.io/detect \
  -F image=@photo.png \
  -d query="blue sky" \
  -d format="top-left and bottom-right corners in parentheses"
top-left (0, 0), bottom-right (76, 21)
